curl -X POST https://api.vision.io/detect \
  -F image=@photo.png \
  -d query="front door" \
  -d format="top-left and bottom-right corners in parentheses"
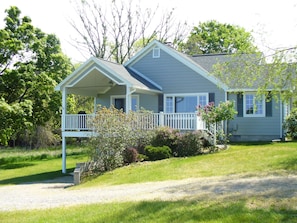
top-left (114, 98), bottom-right (125, 112)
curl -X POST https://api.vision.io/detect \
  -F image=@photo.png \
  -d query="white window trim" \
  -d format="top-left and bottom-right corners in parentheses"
top-left (153, 47), bottom-right (160, 58)
top-left (243, 93), bottom-right (265, 117)
top-left (110, 95), bottom-right (139, 111)
top-left (164, 93), bottom-right (208, 113)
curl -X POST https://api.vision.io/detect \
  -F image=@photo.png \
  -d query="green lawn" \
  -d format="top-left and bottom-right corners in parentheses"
top-left (0, 142), bottom-right (297, 223)
top-left (1, 200), bottom-right (297, 223)
top-left (0, 146), bottom-right (88, 185)
top-left (79, 141), bottom-right (297, 187)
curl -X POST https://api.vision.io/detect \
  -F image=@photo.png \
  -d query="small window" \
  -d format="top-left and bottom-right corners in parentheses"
top-left (243, 93), bottom-right (265, 117)
top-left (153, 47), bottom-right (160, 58)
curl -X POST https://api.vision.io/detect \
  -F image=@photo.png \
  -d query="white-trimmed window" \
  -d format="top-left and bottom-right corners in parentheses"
top-left (165, 93), bottom-right (208, 113)
top-left (111, 95), bottom-right (139, 112)
top-left (243, 93), bottom-right (265, 117)
top-left (153, 47), bottom-right (160, 58)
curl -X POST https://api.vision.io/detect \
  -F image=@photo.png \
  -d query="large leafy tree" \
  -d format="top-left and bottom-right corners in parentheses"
top-left (0, 6), bottom-right (73, 146)
top-left (181, 20), bottom-right (258, 55)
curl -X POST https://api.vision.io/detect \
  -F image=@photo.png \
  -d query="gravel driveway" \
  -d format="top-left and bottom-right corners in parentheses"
top-left (1, 174), bottom-right (297, 211)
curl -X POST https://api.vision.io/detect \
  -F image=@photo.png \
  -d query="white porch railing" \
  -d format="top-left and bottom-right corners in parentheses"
top-left (62, 112), bottom-right (207, 132)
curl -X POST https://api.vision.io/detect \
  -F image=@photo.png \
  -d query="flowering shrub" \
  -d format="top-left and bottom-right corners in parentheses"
top-left (197, 101), bottom-right (237, 124)
top-left (283, 108), bottom-right (297, 140)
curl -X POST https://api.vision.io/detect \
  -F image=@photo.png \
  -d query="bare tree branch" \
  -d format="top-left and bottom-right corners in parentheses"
top-left (69, 0), bottom-right (189, 63)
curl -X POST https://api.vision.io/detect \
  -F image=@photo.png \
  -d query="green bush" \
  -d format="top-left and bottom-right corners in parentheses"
top-left (144, 145), bottom-right (172, 161)
top-left (175, 131), bottom-right (204, 157)
top-left (283, 108), bottom-right (297, 140)
top-left (150, 126), bottom-right (180, 151)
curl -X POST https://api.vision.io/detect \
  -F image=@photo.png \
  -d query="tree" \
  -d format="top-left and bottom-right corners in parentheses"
top-left (0, 6), bottom-right (73, 146)
top-left (180, 20), bottom-right (258, 55)
top-left (69, 0), bottom-right (188, 63)
top-left (212, 49), bottom-right (297, 103)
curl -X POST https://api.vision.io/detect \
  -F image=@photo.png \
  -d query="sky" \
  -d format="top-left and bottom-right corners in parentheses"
top-left (0, 0), bottom-right (297, 63)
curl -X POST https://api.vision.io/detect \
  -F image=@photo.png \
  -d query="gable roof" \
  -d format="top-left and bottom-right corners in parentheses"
top-left (55, 57), bottom-right (162, 96)
top-left (125, 40), bottom-right (229, 91)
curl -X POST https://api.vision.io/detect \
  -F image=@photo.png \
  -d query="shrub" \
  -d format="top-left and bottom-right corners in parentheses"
top-left (144, 145), bottom-right (171, 161)
top-left (89, 106), bottom-right (156, 173)
top-left (197, 101), bottom-right (237, 124)
top-left (175, 131), bottom-right (204, 157)
top-left (283, 108), bottom-right (297, 140)
top-left (150, 126), bottom-right (180, 152)
top-left (122, 147), bottom-right (139, 164)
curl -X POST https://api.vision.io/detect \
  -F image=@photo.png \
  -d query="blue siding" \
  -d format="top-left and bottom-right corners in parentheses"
top-left (130, 49), bottom-right (225, 104)
top-left (139, 94), bottom-right (159, 112)
top-left (228, 93), bottom-right (281, 141)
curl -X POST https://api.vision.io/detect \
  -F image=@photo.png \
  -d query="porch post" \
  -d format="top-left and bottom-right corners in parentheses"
top-left (61, 88), bottom-right (67, 131)
top-left (126, 85), bottom-right (134, 113)
top-left (61, 88), bottom-right (67, 173)
top-left (62, 135), bottom-right (66, 173)
top-left (94, 96), bottom-right (97, 113)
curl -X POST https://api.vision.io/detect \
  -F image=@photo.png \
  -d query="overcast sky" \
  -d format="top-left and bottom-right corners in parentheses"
top-left (0, 0), bottom-right (296, 63)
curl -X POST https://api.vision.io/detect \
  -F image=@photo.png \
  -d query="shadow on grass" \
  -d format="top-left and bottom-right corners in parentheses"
top-left (0, 168), bottom-right (73, 185)
top-left (91, 200), bottom-right (297, 223)
top-left (277, 157), bottom-right (297, 171)
top-left (119, 201), bottom-right (297, 223)
top-left (229, 141), bottom-right (274, 146)
top-left (0, 162), bottom-right (35, 170)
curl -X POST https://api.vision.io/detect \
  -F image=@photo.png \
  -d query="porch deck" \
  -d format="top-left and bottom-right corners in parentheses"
top-left (61, 112), bottom-right (209, 137)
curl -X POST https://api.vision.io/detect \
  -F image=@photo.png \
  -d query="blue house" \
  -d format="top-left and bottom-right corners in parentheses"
top-left (55, 40), bottom-right (292, 173)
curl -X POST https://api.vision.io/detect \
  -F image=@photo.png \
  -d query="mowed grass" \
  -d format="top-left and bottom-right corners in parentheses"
top-left (78, 141), bottom-right (297, 187)
top-left (1, 199), bottom-right (297, 223)
top-left (0, 142), bottom-right (297, 223)
top-left (0, 146), bottom-right (88, 185)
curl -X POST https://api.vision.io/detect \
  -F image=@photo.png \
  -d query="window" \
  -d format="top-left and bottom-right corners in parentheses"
top-left (165, 94), bottom-right (208, 113)
top-left (243, 93), bottom-right (265, 117)
top-left (111, 95), bottom-right (139, 112)
top-left (153, 47), bottom-right (160, 58)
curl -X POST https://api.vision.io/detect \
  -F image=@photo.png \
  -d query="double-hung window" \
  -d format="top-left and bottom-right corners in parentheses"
top-left (243, 93), bottom-right (265, 117)
top-left (165, 94), bottom-right (208, 113)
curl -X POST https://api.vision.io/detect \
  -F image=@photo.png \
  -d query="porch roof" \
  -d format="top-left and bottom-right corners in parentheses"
top-left (55, 57), bottom-right (162, 96)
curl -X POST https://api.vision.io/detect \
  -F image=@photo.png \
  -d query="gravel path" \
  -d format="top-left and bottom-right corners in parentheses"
top-left (1, 174), bottom-right (297, 211)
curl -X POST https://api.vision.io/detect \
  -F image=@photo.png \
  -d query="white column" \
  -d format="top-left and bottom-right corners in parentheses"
top-left (61, 88), bottom-right (67, 173)
top-left (159, 112), bottom-right (164, 126)
top-left (94, 96), bottom-right (97, 113)
top-left (62, 135), bottom-right (66, 174)
top-left (61, 88), bottom-right (67, 131)
top-left (125, 85), bottom-right (132, 113)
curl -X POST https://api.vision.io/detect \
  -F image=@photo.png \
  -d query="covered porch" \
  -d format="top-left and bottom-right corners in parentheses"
top-left (55, 57), bottom-right (165, 173)
top-left (55, 57), bottom-right (216, 173)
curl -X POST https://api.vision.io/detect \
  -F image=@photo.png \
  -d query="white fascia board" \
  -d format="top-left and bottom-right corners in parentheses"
top-left (226, 88), bottom-right (275, 92)
top-left (124, 40), bottom-right (159, 67)
top-left (55, 57), bottom-right (97, 91)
